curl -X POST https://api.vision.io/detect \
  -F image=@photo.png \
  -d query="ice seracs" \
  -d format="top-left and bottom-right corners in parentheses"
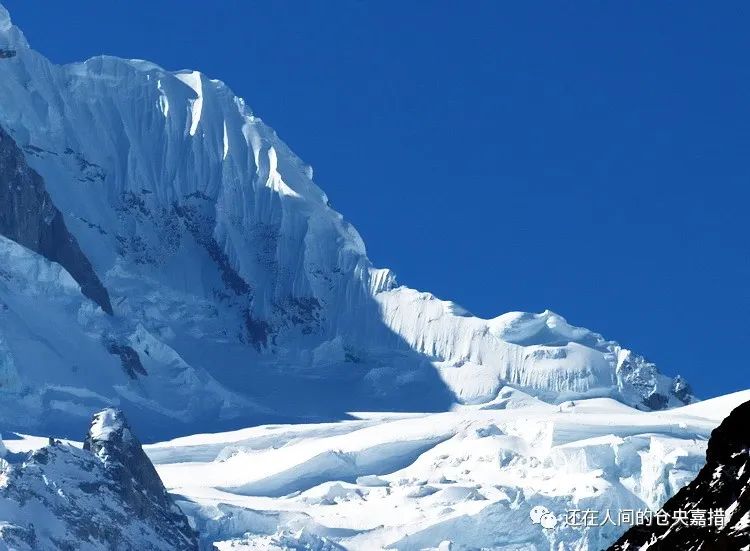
top-left (141, 390), bottom-right (750, 550)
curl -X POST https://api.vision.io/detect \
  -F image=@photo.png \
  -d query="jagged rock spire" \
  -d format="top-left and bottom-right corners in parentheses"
top-left (0, 408), bottom-right (198, 550)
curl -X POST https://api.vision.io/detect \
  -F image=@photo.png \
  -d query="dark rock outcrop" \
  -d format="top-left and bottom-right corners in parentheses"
top-left (106, 342), bottom-right (148, 379)
top-left (607, 400), bottom-right (750, 550)
top-left (83, 409), bottom-right (194, 544)
top-left (0, 126), bottom-right (113, 314)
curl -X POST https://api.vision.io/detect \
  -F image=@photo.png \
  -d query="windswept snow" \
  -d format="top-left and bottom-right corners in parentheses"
top-left (139, 390), bottom-right (748, 550)
top-left (666, 389), bottom-right (750, 422)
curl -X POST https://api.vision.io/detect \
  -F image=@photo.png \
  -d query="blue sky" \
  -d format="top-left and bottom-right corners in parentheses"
top-left (5, 1), bottom-right (748, 398)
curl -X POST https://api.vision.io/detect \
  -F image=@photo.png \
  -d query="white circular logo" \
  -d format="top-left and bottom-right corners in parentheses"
top-left (530, 505), bottom-right (558, 529)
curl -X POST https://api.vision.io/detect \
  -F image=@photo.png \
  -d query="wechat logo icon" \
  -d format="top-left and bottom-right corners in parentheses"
top-left (530, 505), bottom-right (558, 530)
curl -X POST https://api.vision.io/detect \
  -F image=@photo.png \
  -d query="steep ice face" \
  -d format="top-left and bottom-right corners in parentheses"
top-left (0, 3), bottom-right (693, 438)
top-left (375, 293), bottom-right (688, 408)
top-left (0, 230), bottom-right (261, 440)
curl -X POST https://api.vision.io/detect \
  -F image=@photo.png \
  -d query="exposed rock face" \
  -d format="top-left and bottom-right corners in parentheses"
top-left (607, 400), bottom-right (750, 550)
top-left (0, 126), bottom-right (112, 314)
top-left (105, 342), bottom-right (148, 379)
top-left (0, 409), bottom-right (198, 550)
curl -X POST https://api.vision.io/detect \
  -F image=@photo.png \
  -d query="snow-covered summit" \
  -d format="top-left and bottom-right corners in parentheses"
top-left (0, 3), bottom-right (27, 50)
top-left (0, 3), bottom-right (693, 438)
top-left (87, 408), bottom-right (129, 442)
top-left (488, 310), bottom-right (594, 344)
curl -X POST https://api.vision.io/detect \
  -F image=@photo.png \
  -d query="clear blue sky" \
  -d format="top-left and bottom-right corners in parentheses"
top-left (4, 1), bottom-right (748, 399)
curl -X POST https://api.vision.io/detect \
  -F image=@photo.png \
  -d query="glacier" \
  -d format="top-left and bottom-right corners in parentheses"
top-left (0, 3), bottom-right (693, 441)
top-left (143, 391), bottom-right (750, 550)
top-left (5, 389), bottom-right (748, 550)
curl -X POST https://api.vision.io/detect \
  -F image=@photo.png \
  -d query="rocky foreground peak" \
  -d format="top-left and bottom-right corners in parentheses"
top-left (0, 409), bottom-right (198, 551)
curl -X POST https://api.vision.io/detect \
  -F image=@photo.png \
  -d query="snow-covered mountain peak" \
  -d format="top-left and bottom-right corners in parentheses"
top-left (0, 4), bottom-right (26, 50)
top-left (0, 3), bottom-right (9, 29)
top-left (88, 408), bottom-right (130, 442)
top-left (487, 310), bottom-right (592, 344)
top-left (0, 3), bottom-right (694, 439)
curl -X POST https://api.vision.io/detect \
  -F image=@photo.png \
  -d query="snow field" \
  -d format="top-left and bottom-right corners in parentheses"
top-left (139, 389), bottom-right (749, 550)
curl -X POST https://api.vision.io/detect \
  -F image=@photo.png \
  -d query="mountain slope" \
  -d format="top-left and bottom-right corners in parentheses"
top-left (0, 409), bottom-right (197, 551)
top-left (0, 3), bottom-right (693, 439)
top-left (0, 126), bottom-right (112, 314)
top-left (607, 398), bottom-right (750, 551)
